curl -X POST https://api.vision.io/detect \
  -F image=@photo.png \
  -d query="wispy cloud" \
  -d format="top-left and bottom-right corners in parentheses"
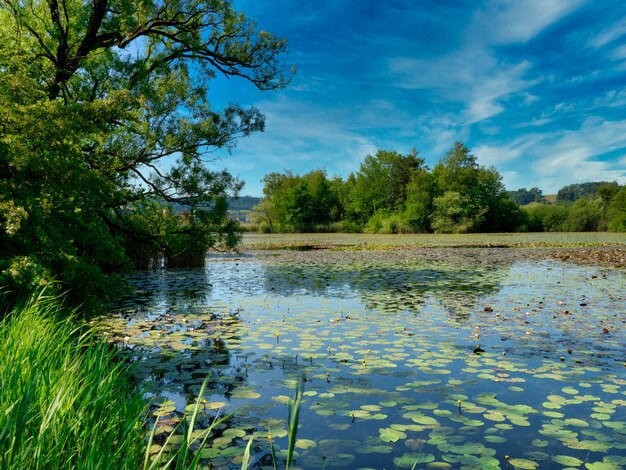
top-left (387, 0), bottom-right (582, 125)
top-left (473, 117), bottom-right (626, 192)
top-left (468, 0), bottom-right (584, 45)
top-left (223, 95), bottom-right (379, 194)
top-left (588, 17), bottom-right (626, 48)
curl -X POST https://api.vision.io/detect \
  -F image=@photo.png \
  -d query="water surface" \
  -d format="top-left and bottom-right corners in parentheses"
top-left (104, 253), bottom-right (626, 469)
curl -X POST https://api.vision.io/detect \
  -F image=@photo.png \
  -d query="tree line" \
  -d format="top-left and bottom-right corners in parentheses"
top-left (253, 142), bottom-right (626, 234)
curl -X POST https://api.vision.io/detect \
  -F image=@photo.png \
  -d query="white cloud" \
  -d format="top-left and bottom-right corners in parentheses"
top-left (593, 87), bottom-right (626, 108)
top-left (468, 0), bottom-right (584, 45)
top-left (388, 53), bottom-right (535, 124)
top-left (589, 17), bottom-right (626, 48)
top-left (474, 144), bottom-right (524, 166)
top-left (221, 95), bottom-right (380, 193)
top-left (387, 1), bottom-right (581, 125)
top-left (612, 44), bottom-right (626, 60)
top-left (474, 117), bottom-right (626, 192)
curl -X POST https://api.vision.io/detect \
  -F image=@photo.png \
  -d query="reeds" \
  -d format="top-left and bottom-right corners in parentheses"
top-left (145, 377), bottom-right (230, 469)
top-left (0, 293), bottom-right (147, 469)
top-left (286, 378), bottom-right (304, 469)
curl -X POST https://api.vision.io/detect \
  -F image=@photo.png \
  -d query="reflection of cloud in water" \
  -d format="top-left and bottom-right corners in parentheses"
top-left (109, 255), bottom-right (625, 416)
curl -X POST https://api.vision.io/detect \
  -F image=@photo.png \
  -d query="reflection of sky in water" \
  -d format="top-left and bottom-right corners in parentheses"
top-left (107, 255), bottom-right (626, 469)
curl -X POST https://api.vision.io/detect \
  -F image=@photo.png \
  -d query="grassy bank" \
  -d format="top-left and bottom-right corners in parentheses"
top-left (0, 295), bottom-right (147, 469)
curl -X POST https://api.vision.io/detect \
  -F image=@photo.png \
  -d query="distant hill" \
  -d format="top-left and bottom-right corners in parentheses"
top-left (557, 182), bottom-right (619, 202)
top-left (161, 196), bottom-right (260, 213)
top-left (228, 196), bottom-right (261, 211)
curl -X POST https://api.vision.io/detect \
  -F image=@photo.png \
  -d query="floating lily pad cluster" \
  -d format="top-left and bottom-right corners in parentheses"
top-left (100, 251), bottom-right (626, 469)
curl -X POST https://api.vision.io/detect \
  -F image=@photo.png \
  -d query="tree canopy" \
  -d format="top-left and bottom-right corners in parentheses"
top-left (0, 0), bottom-right (291, 306)
top-left (253, 143), bottom-right (626, 235)
top-left (254, 142), bottom-right (527, 234)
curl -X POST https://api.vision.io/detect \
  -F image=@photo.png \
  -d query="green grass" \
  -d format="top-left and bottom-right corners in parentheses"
top-left (286, 380), bottom-right (304, 470)
top-left (0, 293), bottom-right (147, 469)
top-left (0, 293), bottom-right (302, 469)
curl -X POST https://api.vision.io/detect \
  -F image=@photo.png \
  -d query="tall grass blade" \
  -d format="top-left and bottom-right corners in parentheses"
top-left (0, 296), bottom-right (147, 470)
top-left (241, 434), bottom-right (254, 470)
top-left (286, 378), bottom-right (304, 469)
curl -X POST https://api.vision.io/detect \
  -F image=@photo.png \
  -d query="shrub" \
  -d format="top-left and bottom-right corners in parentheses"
top-left (524, 204), bottom-right (570, 232)
top-left (563, 198), bottom-right (604, 232)
top-left (607, 187), bottom-right (626, 232)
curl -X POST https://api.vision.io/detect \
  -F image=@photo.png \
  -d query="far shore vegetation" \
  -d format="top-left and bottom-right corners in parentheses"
top-left (249, 142), bottom-right (626, 236)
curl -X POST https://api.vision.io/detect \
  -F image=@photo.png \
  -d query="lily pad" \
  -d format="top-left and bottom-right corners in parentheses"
top-left (508, 458), bottom-right (539, 469)
top-left (552, 455), bottom-right (584, 466)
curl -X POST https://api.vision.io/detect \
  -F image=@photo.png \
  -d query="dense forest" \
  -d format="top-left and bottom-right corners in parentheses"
top-left (252, 143), bottom-right (626, 234)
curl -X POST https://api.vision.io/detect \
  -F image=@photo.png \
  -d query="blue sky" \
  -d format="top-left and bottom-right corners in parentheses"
top-left (212, 0), bottom-right (626, 196)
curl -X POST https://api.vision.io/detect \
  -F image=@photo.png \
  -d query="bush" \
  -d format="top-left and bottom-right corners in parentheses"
top-left (339, 220), bottom-right (363, 233)
top-left (607, 187), bottom-right (626, 232)
top-left (563, 198), bottom-right (604, 232)
top-left (524, 204), bottom-right (570, 231)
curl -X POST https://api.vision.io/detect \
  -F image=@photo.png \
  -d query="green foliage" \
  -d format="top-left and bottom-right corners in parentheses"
top-left (431, 142), bottom-right (517, 233)
top-left (431, 191), bottom-right (483, 234)
top-left (286, 381), bottom-right (304, 470)
top-left (524, 204), bottom-right (570, 232)
top-left (432, 142), bottom-right (480, 194)
top-left (607, 187), bottom-right (626, 232)
top-left (597, 183), bottom-right (620, 207)
top-left (0, 294), bottom-right (147, 469)
top-left (523, 188), bottom-right (626, 233)
top-left (0, 0), bottom-right (290, 307)
top-left (254, 141), bottom-right (624, 235)
top-left (562, 198), bottom-right (605, 232)
top-left (255, 170), bottom-right (341, 232)
top-left (402, 169), bottom-right (435, 232)
top-left (556, 181), bottom-right (619, 203)
top-left (364, 210), bottom-right (406, 234)
top-left (508, 187), bottom-right (544, 205)
top-left (348, 149), bottom-right (425, 223)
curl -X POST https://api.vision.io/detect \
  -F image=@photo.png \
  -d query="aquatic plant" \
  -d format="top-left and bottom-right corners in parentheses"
top-left (145, 377), bottom-right (231, 469)
top-left (286, 379), bottom-right (304, 469)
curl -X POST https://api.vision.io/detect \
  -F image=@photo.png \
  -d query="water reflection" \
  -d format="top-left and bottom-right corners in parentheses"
top-left (103, 253), bottom-right (626, 470)
top-left (260, 263), bottom-right (505, 319)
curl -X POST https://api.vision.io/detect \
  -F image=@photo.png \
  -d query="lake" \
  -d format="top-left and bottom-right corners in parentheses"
top-left (102, 243), bottom-right (626, 469)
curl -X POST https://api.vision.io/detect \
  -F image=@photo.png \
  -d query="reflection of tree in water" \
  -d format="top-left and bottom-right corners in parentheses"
top-left (125, 317), bottom-right (249, 405)
top-left (260, 258), bottom-right (510, 320)
top-left (110, 267), bottom-right (252, 406)
top-left (119, 267), bottom-right (214, 312)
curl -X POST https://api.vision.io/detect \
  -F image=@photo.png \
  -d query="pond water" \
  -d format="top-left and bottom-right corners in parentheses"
top-left (103, 252), bottom-right (626, 469)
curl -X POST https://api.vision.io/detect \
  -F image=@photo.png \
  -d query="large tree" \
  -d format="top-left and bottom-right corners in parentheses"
top-left (255, 170), bottom-right (341, 232)
top-left (348, 149), bottom-right (425, 223)
top-left (432, 142), bottom-right (521, 233)
top-left (0, 0), bottom-right (290, 306)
